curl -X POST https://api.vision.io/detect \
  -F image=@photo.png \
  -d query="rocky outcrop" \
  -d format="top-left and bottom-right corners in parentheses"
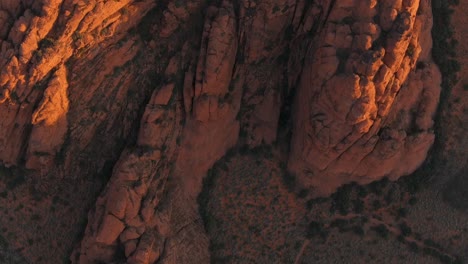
top-left (74, 2), bottom-right (240, 263)
top-left (0, 0), bottom-right (461, 263)
top-left (288, 0), bottom-right (441, 196)
top-left (26, 65), bottom-right (69, 171)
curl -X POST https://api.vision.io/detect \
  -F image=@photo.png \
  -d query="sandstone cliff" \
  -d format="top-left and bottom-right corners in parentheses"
top-left (0, 0), bottom-right (465, 263)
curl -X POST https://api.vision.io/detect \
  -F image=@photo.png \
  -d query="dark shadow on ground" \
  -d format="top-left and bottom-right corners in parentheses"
top-left (442, 166), bottom-right (468, 212)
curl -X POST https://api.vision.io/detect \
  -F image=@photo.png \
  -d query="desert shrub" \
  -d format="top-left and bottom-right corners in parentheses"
top-left (72, 31), bottom-right (83, 42)
top-left (331, 184), bottom-right (352, 215)
top-left (353, 199), bottom-right (364, 213)
top-left (0, 235), bottom-right (8, 248)
top-left (282, 171), bottom-right (296, 191)
top-left (423, 247), bottom-right (440, 257)
top-left (408, 242), bottom-right (419, 252)
top-left (306, 221), bottom-right (324, 238)
top-left (29, 185), bottom-right (45, 202)
top-left (31, 214), bottom-right (41, 221)
top-left (352, 226), bottom-right (365, 236)
top-left (384, 188), bottom-right (397, 204)
top-left (372, 224), bottom-right (389, 239)
top-left (397, 207), bottom-right (408, 218)
top-left (423, 239), bottom-right (442, 249)
top-left (357, 186), bottom-right (368, 197)
top-left (450, 257), bottom-right (465, 264)
top-left (406, 44), bottom-right (415, 57)
top-left (438, 255), bottom-right (454, 264)
top-left (397, 235), bottom-right (405, 242)
top-left (372, 200), bottom-right (381, 210)
top-left (368, 177), bottom-right (389, 194)
top-left (330, 219), bottom-right (349, 232)
top-left (399, 222), bottom-right (412, 236)
top-left (6, 174), bottom-right (26, 190)
top-left (401, 175), bottom-right (423, 194)
top-left (39, 37), bottom-right (56, 49)
top-left (298, 189), bottom-right (309, 198)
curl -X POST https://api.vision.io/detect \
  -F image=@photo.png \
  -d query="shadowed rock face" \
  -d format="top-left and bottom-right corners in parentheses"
top-left (0, 0), bottom-right (459, 263)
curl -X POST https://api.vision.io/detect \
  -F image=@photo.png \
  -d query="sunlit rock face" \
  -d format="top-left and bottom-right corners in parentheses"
top-left (0, 0), bottom-right (444, 263)
top-left (288, 0), bottom-right (440, 196)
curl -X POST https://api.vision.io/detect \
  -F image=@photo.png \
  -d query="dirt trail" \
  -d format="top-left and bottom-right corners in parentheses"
top-left (294, 239), bottom-right (309, 264)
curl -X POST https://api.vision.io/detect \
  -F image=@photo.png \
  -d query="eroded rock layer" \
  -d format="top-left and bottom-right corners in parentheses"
top-left (0, 0), bottom-right (448, 263)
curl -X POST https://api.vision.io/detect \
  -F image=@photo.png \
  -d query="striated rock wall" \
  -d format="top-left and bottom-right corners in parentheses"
top-left (0, 0), bottom-right (456, 263)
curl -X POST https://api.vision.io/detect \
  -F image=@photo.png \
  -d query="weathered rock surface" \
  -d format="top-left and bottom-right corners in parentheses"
top-left (0, 0), bottom-right (464, 263)
top-left (288, 0), bottom-right (441, 196)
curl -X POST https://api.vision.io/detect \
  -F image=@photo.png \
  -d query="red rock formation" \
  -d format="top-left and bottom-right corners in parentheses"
top-left (0, 0), bottom-right (464, 263)
top-left (288, 0), bottom-right (441, 196)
